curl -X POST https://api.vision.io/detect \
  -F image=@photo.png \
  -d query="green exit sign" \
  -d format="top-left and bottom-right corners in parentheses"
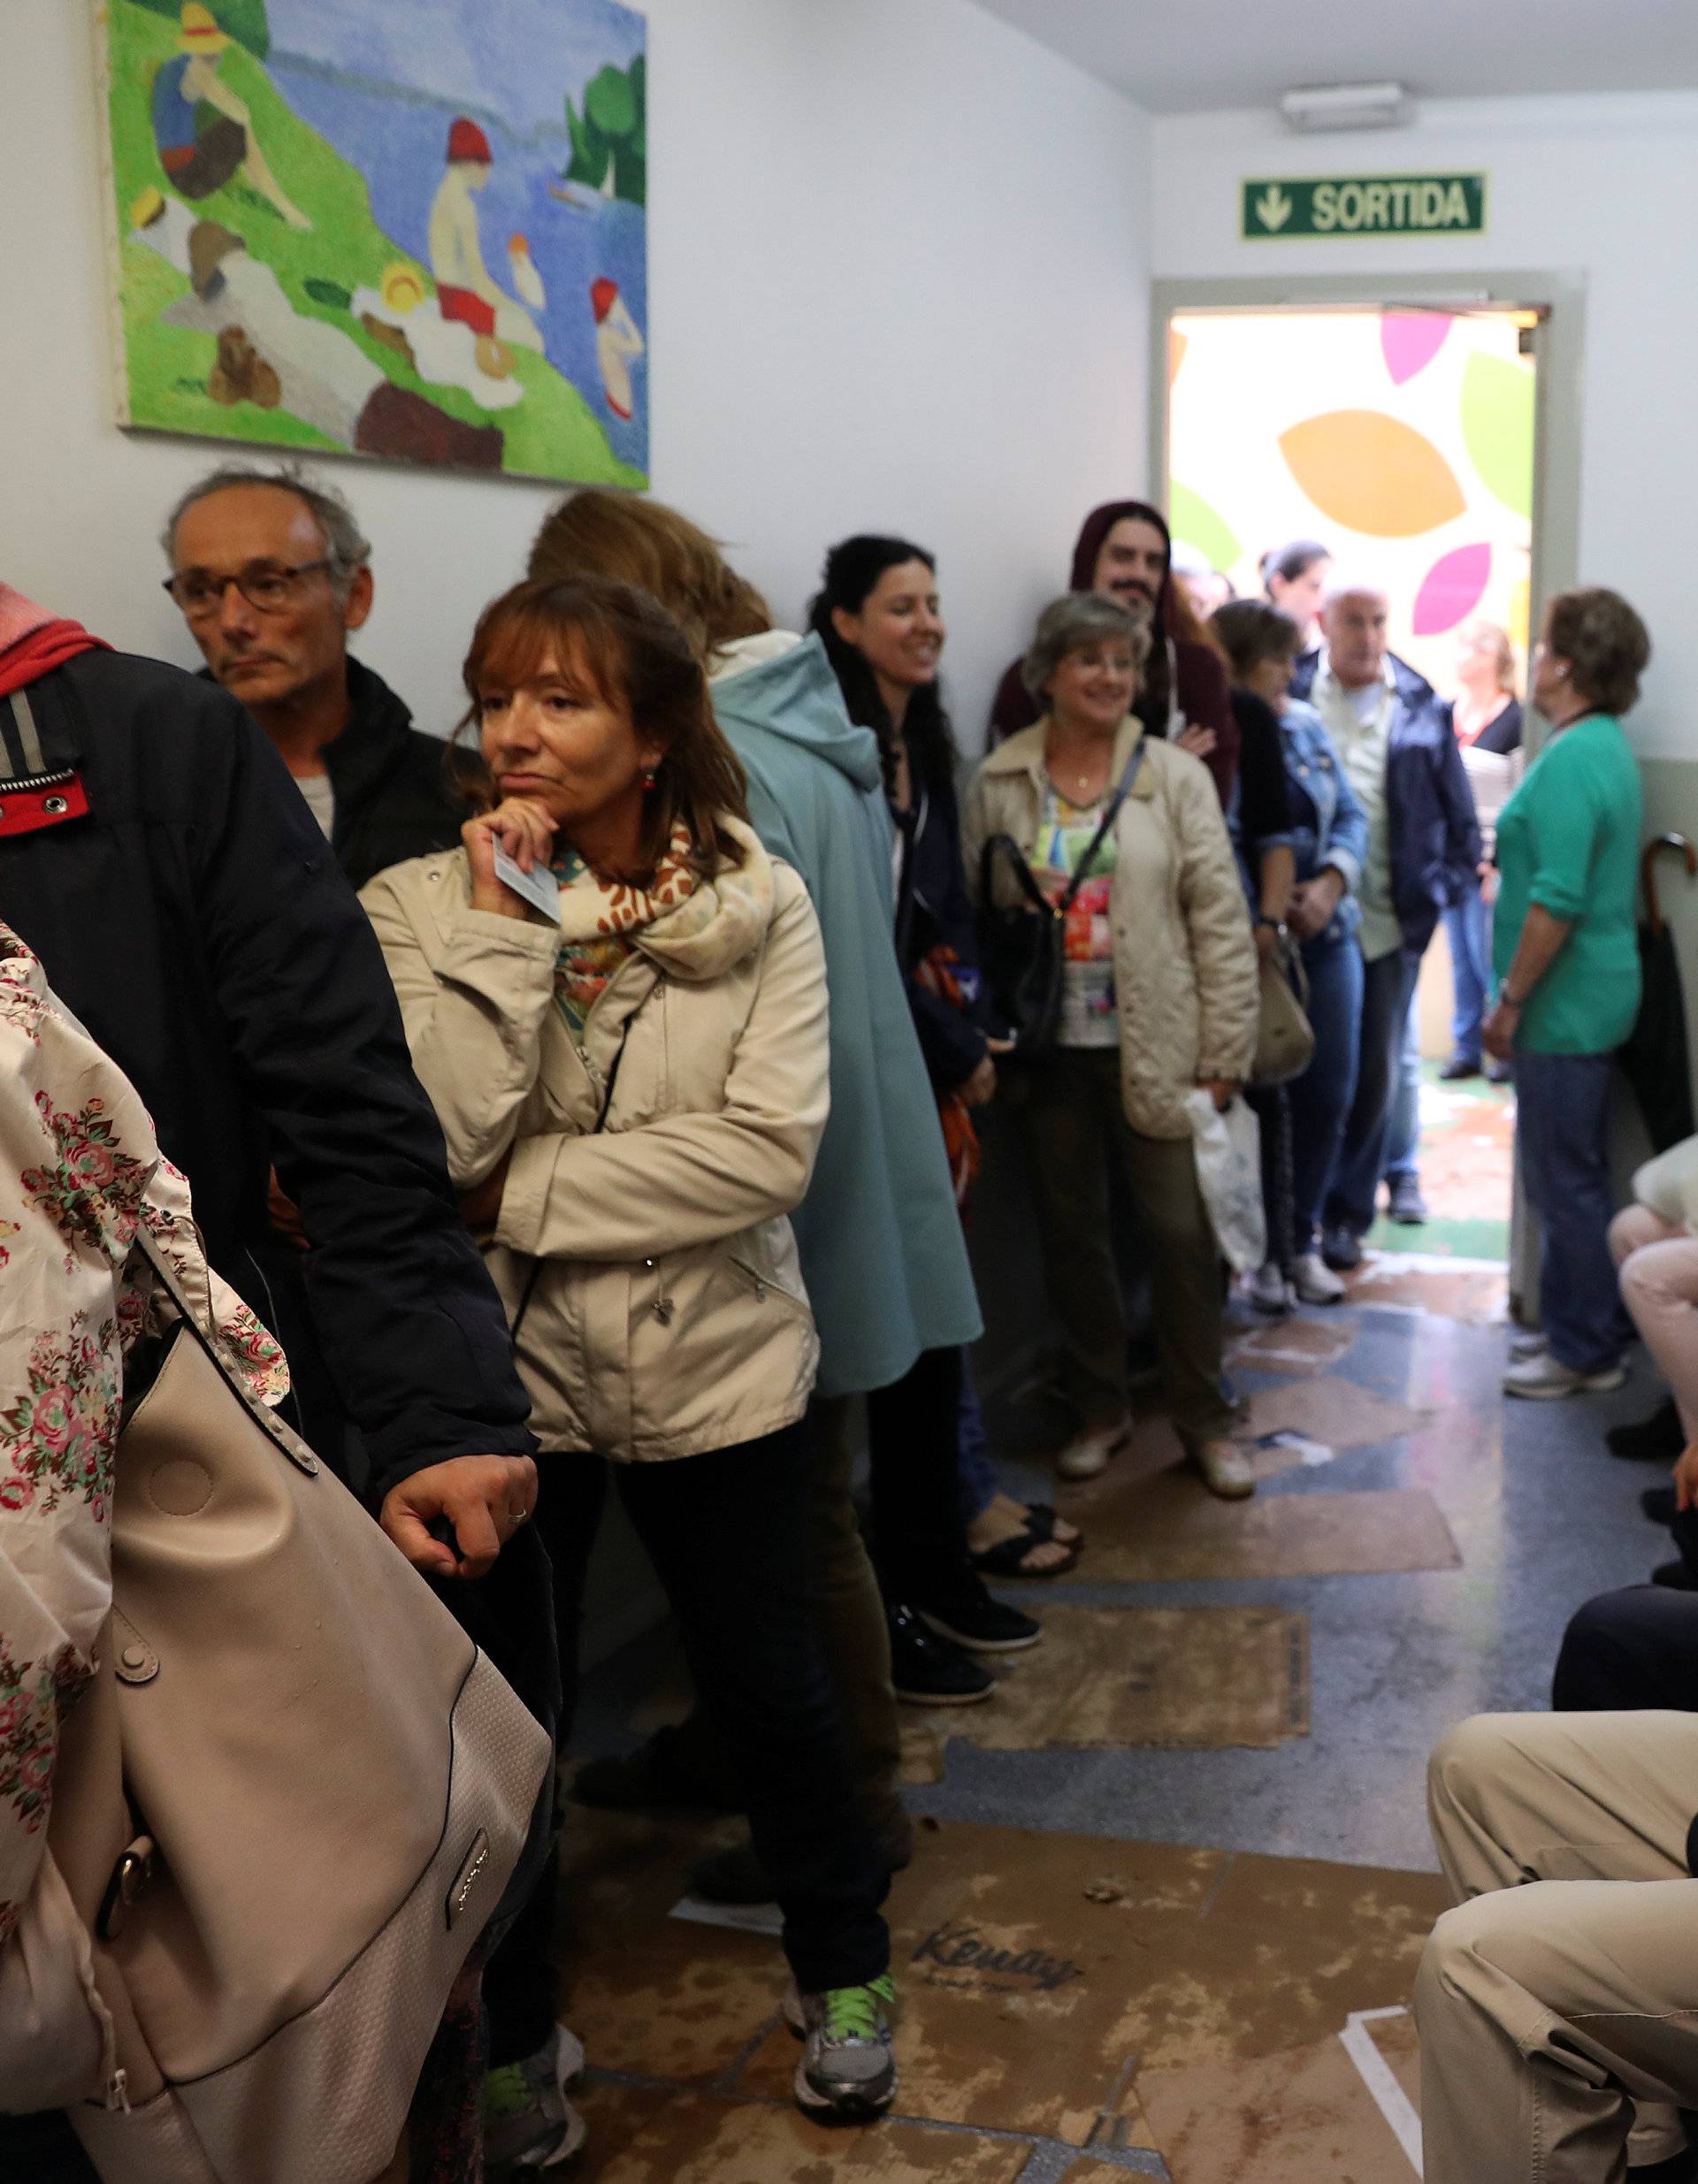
top-left (1242, 173), bottom-right (1488, 240)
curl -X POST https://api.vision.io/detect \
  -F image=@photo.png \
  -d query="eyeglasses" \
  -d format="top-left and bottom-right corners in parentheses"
top-left (163, 559), bottom-right (333, 619)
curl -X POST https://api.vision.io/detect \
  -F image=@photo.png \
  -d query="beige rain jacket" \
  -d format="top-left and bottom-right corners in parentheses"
top-left (361, 822), bottom-right (828, 1461)
top-left (962, 718), bottom-right (1258, 1137)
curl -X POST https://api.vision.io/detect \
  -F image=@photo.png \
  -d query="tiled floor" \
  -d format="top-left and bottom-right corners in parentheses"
top-left (557, 1082), bottom-right (1679, 2180)
top-left (560, 1272), bottom-right (1672, 2179)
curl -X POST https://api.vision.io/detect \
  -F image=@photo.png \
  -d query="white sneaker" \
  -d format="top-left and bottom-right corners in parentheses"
top-left (1247, 1262), bottom-right (1290, 1315)
top-left (1193, 1439), bottom-right (1256, 1500)
top-left (1055, 1417), bottom-right (1132, 1480)
top-left (1503, 1352), bottom-right (1627, 1400)
top-left (1508, 1329), bottom-right (1548, 1361)
top-left (1291, 1253), bottom-right (1345, 1306)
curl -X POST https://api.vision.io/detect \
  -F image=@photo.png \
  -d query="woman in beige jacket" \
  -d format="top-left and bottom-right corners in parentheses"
top-left (963, 593), bottom-right (1258, 1499)
top-left (360, 576), bottom-right (897, 2125)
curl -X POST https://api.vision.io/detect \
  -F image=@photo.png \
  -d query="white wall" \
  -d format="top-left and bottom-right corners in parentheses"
top-left (1, 0), bottom-right (1149, 750)
top-left (1150, 90), bottom-right (1698, 761)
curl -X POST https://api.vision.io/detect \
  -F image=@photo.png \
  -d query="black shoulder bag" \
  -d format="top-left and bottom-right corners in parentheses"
top-left (976, 742), bottom-right (1145, 1060)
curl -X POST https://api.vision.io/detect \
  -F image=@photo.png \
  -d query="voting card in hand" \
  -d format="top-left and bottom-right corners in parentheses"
top-left (493, 842), bottom-right (562, 920)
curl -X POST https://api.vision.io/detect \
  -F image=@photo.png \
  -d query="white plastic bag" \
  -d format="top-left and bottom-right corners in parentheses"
top-left (1184, 1088), bottom-right (1266, 1274)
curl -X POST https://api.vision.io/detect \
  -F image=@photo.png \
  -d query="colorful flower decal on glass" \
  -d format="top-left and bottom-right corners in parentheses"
top-left (1461, 353), bottom-right (1535, 518)
top-left (1169, 482), bottom-right (1242, 576)
top-left (1280, 411), bottom-right (1466, 538)
top-left (1412, 543), bottom-right (1493, 636)
top-left (1381, 313), bottom-right (1452, 386)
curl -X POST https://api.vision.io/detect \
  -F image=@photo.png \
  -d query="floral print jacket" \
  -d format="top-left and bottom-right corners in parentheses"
top-left (0, 922), bottom-right (285, 2071)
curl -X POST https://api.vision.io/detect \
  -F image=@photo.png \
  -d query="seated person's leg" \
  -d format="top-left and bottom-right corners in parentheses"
top-left (1554, 1585), bottom-right (1698, 1712)
top-left (1421, 1711), bottom-right (1698, 2181)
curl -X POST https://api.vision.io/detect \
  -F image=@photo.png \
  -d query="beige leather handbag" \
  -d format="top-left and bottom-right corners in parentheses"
top-left (1251, 940), bottom-right (1317, 1088)
top-left (48, 1231), bottom-right (552, 2184)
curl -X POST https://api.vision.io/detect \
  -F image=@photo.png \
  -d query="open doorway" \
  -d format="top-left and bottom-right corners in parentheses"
top-left (1159, 291), bottom-right (1554, 1304)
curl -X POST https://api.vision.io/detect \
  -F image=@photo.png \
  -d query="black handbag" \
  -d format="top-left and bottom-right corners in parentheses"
top-left (976, 744), bottom-right (1145, 1058)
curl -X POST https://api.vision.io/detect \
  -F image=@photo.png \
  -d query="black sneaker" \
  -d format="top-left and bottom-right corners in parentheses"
top-left (1644, 1485), bottom-right (1679, 1526)
top-left (1387, 1175), bottom-right (1428, 1225)
top-left (915, 1582), bottom-right (1041, 1654)
top-left (570, 1727), bottom-right (743, 1814)
top-left (1321, 1225), bottom-right (1363, 1271)
top-left (885, 1601), bottom-right (993, 1704)
top-left (1608, 1397), bottom-right (1687, 1464)
top-left (1439, 1056), bottom-right (1482, 1081)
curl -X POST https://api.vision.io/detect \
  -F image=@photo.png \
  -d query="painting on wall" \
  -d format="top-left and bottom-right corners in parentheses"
top-left (96, 0), bottom-right (648, 486)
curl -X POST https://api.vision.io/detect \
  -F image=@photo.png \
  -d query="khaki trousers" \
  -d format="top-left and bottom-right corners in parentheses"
top-left (1012, 1049), bottom-right (1232, 1447)
top-left (1610, 1204), bottom-right (1698, 1442)
top-left (1418, 1710), bottom-right (1698, 2181)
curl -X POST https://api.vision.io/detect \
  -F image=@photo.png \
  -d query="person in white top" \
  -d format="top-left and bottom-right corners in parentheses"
top-left (1288, 578), bottom-right (1480, 1270)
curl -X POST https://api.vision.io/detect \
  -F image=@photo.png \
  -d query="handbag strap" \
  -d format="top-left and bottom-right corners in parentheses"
top-left (1056, 739), bottom-right (1146, 913)
top-left (126, 1223), bottom-right (319, 1473)
top-left (978, 738), bottom-right (1148, 919)
top-left (509, 1023), bottom-right (631, 1342)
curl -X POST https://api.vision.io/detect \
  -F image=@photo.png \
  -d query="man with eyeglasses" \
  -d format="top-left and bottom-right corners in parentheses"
top-left (164, 462), bottom-right (470, 889)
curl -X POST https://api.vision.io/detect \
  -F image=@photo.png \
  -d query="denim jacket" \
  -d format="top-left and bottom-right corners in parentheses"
top-left (1280, 699), bottom-right (1367, 948)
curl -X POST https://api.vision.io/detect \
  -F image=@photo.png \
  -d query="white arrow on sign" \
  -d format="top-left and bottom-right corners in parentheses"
top-left (1254, 183), bottom-right (1294, 232)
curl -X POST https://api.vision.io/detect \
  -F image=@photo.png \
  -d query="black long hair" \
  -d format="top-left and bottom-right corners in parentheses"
top-left (807, 535), bottom-right (957, 801)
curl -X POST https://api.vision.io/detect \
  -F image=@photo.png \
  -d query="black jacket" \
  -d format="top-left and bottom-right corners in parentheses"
top-left (226, 655), bottom-right (472, 891)
top-left (893, 762), bottom-right (992, 1093)
top-left (1290, 650), bottom-right (1481, 952)
top-left (0, 648), bottom-right (533, 1504)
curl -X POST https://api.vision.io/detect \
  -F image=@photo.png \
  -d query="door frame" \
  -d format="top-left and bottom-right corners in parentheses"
top-left (1150, 270), bottom-right (1588, 1317)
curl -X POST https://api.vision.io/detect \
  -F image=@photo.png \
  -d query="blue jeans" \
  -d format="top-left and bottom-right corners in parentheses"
top-left (1326, 945), bottom-right (1420, 1239)
top-left (1382, 992), bottom-right (1422, 1183)
top-left (957, 1359), bottom-right (998, 1522)
top-left (1443, 886), bottom-right (1491, 1066)
top-left (1288, 932), bottom-right (1364, 1256)
top-left (1514, 1050), bottom-right (1636, 1373)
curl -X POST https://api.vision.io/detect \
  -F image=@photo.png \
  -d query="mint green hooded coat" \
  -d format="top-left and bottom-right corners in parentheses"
top-left (709, 632), bottom-right (983, 1397)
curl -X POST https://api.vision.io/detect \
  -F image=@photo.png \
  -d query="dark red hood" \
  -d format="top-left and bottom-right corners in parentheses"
top-left (0, 584), bottom-right (108, 699)
top-left (1067, 500), bottom-right (1178, 636)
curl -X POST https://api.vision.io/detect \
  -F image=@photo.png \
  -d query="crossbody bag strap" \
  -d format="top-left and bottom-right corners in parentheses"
top-left (126, 1223), bottom-right (320, 1473)
top-left (1057, 740), bottom-right (1145, 914)
top-left (509, 1023), bottom-right (632, 1343)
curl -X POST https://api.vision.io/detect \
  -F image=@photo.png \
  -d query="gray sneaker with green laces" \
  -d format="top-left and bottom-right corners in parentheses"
top-left (483, 2023), bottom-right (587, 2174)
top-left (784, 1974), bottom-right (898, 2120)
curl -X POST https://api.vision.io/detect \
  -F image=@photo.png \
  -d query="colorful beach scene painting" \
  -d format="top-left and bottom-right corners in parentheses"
top-left (97, 0), bottom-right (648, 485)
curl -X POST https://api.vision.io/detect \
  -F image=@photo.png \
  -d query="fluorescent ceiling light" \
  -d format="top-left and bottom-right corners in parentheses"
top-left (1281, 81), bottom-right (1411, 133)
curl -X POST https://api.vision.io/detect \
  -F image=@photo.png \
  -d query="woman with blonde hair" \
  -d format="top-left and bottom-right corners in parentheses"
top-left (361, 576), bottom-right (898, 2121)
top-left (1442, 618), bottom-right (1524, 1081)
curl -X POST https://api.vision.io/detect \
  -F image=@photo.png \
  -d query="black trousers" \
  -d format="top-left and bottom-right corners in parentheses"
top-left (526, 1424), bottom-right (890, 1996)
top-left (1553, 1583), bottom-right (1698, 1714)
top-left (865, 1344), bottom-right (974, 1602)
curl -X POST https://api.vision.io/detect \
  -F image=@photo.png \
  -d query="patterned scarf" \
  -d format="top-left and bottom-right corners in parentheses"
top-left (551, 823), bottom-right (701, 1046)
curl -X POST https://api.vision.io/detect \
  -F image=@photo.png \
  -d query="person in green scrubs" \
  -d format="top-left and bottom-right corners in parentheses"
top-left (1488, 589), bottom-right (1649, 1400)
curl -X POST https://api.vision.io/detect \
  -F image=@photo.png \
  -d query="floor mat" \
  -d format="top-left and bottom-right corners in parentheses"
top-left (1053, 1471), bottom-right (1462, 1581)
top-left (551, 1813), bottom-right (1448, 2167)
top-left (574, 2091), bottom-right (1035, 2183)
top-left (1234, 1377), bottom-right (1434, 1454)
top-left (906, 1605), bottom-right (1310, 1761)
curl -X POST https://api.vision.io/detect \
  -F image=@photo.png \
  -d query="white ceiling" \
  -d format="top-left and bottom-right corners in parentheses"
top-left (969, 0), bottom-right (1698, 116)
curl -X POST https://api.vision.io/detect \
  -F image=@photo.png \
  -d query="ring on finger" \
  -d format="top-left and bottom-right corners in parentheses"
top-left (508, 1506), bottom-right (531, 1527)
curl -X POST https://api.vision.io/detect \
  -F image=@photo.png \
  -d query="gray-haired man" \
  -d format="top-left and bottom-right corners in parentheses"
top-left (164, 462), bottom-right (469, 890)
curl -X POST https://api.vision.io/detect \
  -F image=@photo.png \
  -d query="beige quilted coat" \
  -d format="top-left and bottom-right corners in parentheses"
top-left (361, 824), bottom-right (828, 1462)
top-left (962, 718), bottom-right (1258, 1138)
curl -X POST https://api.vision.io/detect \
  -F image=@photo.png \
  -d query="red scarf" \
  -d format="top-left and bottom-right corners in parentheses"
top-left (0, 584), bottom-right (109, 698)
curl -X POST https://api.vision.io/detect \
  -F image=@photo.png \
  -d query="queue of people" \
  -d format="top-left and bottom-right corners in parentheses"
top-left (0, 452), bottom-right (1678, 2184)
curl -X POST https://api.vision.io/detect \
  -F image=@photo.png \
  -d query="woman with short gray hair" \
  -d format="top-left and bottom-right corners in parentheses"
top-left (963, 595), bottom-right (1259, 1498)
